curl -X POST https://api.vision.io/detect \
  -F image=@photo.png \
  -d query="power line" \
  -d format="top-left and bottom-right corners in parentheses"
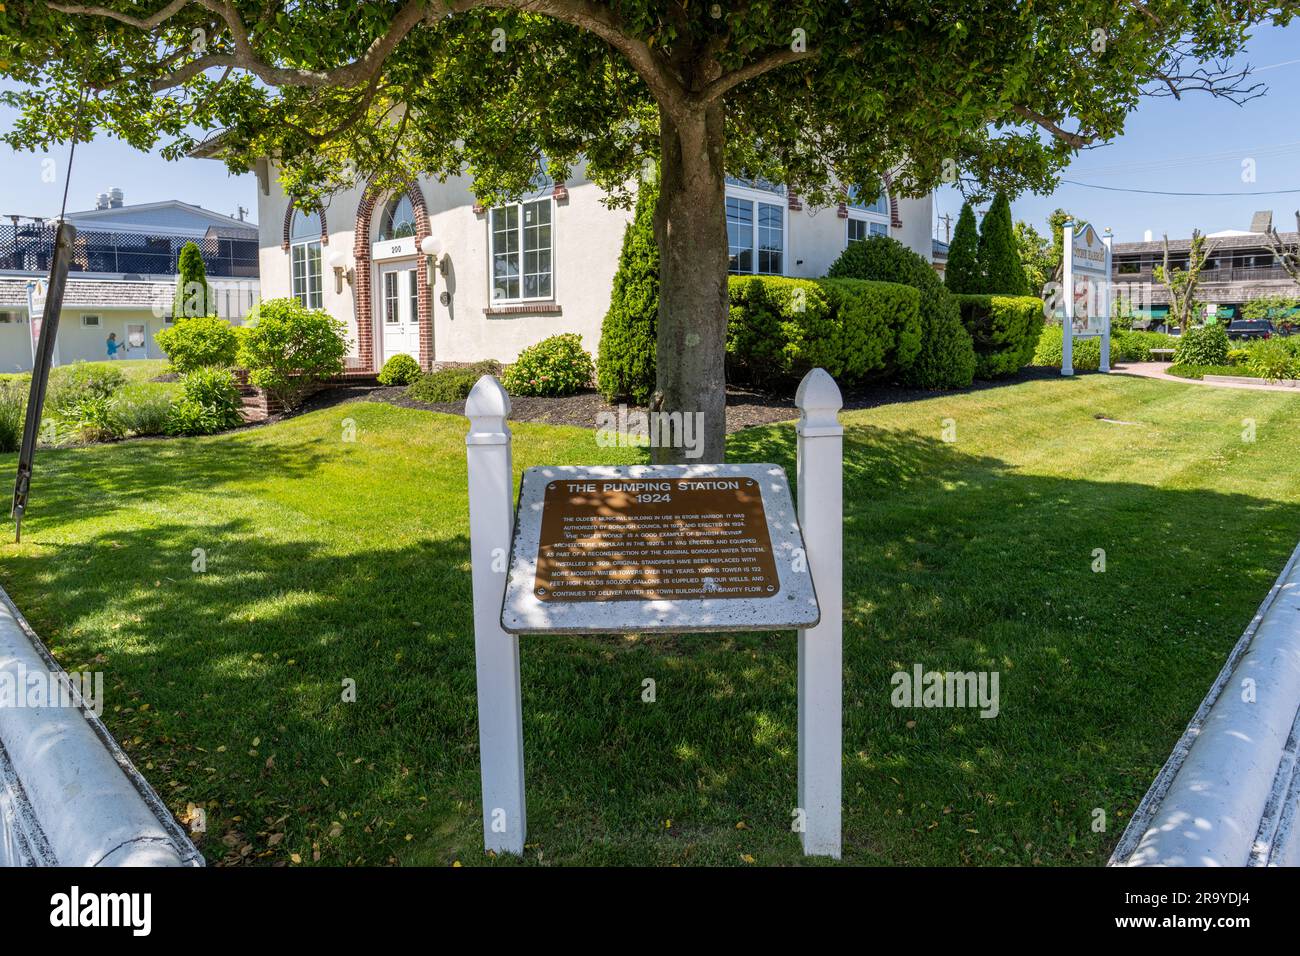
top-left (1060, 179), bottom-right (1300, 197)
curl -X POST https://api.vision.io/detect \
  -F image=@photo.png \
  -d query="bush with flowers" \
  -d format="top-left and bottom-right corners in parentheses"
top-left (501, 333), bottom-right (594, 397)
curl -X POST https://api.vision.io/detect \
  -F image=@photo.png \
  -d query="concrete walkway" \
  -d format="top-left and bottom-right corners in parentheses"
top-left (1114, 362), bottom-right (1300, 392)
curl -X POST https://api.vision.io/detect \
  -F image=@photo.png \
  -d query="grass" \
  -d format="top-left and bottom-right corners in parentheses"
top-left (1, 374), bottom-right (1299, 866)
top-left (1167, 364), bottom-right (1265, 381)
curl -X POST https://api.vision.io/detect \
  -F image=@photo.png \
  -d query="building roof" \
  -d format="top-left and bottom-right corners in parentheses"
top-left (0, 276), bottom-right (175, 311)
top-left (1112, 232), bottom-right (1298, 256)
top-left (932, 238), bottom-right (949, 259)
top-left (62, 200), bottom-right (256, 235)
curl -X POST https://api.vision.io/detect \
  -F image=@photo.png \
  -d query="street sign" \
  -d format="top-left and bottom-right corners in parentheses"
top-left (501, 463), bottom-right (820, 634)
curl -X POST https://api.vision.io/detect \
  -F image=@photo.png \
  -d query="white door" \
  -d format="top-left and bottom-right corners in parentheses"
top-left (378, 263), bottom-right (420, 365)
top-left (123, 322), bottom-right (148, 359)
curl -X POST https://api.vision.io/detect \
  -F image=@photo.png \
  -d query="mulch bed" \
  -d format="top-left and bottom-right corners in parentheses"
top-left (276, 365), bottom-right (1063, 434)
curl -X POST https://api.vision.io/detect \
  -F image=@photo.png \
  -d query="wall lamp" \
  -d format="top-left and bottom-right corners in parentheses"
top-left (421, 234), bottom-right (449, 283)
top-left (327, 250), bottom-right (354, 295)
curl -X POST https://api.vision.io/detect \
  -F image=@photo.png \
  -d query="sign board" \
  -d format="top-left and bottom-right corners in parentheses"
top-left (1061, 219), bottom-right (1113, 375)
top-left (371, 235), bottom-right (418, 261)
top-left (501, 463), bottom-right (820, 634)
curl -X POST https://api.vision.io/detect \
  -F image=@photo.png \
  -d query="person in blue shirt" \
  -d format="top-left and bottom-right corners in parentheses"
top-left (106, 332), bottom-right (120, 359)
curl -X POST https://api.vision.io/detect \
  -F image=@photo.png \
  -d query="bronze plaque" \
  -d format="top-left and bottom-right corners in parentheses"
top-left (533, 476), bottom-right (780, 602)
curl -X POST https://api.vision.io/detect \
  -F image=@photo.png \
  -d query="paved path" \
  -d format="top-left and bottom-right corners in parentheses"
top-left (1113, 362), bottom-right (1300, 393)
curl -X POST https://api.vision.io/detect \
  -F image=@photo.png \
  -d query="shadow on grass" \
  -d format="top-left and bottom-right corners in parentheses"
top-left (0, 419), bottom-right (1297, 866)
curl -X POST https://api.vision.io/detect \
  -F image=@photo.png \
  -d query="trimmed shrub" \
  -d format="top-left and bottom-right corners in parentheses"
top-left (46, 361), bottom-right (126, 415)
top-left (173, 242), bottom-right (215, 319)
top-left (944, 202), bottom-right (982, 293)
top-left (378, 353), bottom-right (422, 386)
top-left (1112, 329), bottom-right (1177, 362)
top-left (1174, 323), bottom-right (1229, 367)
top-left (115, 382), bottom-right (176, 436)
top-left (237, 297), bottom-right (348, 410)
top-left (407, 361), bottom-right (502, 403)
top-left (502, 334), bottom-right (594, 397)
top-left (154, 314), bottom-right (239, 372)
top-left (726, 276), bottom-right (919, 386)
top-left (953, 294), bottom-right (1044, 378)
top-left (977, 192), bottom-right (1029, 295)
top-left (0, 381), bottom-right (25, 453)
top-left (597, 177), bottom-right (659, 404)
top-left (826, 234), bottom-right (975, 389)
top-left (1032, 324), bottom-right (1102, 370)
top-left (166, 366), bottom-right (244, 436)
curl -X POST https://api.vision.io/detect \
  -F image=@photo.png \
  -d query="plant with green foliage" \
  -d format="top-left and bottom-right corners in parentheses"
top-left (45, 362), bottom-right (126, 415)
top-left (0, 380), bottom-right (24, 453)
top-left (502, 334), bottom-right (594, 397)
top-left (377, 353), bottom-right (423, 386)
top-left (1155, 231), bottom-right (1214, 332)
top-left (154, 314), bottom-right (239, 372)
top-left (406, 361), bottom-right (502, 403)
top-left (1174, 322), bottom-right (1230, 366)
top-left (944, 202), bottom-right (982, 293)
top-left (977, 193), bottom-right (1028, 295)
top-left (597, 176), bottom-right (659, 404)
top-left (1242, 295), bottom-right (1300, 325)
top-left (66, 395), bottom-right (125, 443)
top-left (237, 298), bottom-right (348, 410)
top-left (1248, 339), bottom-right (1299, 383)
top-left (115, 382), bottom-right (178, 436)
top-left (173, 242), bottom-right (215, 320)
top-left (827, 235), bottom-right (974, 389)
top-left (166, 367), bottom-right (244, 436)
top-left (952, 294), bottom-right (1044, 378)
top-left (1014, 219), bottom-right (1053, 296)
top-left (727, 276), bottom-right (919, 385)
top-left (7, 2), bottom-right (1280, 462)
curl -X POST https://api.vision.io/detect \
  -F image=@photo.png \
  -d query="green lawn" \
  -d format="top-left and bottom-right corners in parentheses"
top-left (2, 374), bottom-right (1299, 866)
top-left (0, 358), bottom-right (167, 386)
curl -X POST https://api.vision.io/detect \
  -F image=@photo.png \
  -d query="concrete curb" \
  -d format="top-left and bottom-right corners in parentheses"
top-left (1110, 538), bottom-right (1300, 867)
top-left (0, 584), bottom-right (203, 867)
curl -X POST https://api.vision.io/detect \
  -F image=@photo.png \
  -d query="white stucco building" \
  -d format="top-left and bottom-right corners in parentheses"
top-left (227, 153), bottom-right (934, 374)
top-left (0, 191), bottom-right (259, 372)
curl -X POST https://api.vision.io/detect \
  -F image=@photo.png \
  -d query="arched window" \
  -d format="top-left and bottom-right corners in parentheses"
top-left (290, 207), bottom-right (323, 308)
top-left (845, 184), bottom-right (891, 245)
top-left (378, 194), bottom-right (416, 241)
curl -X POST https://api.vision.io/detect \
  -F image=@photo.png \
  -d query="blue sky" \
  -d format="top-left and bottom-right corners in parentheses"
top-left (2, 19), bottom-right (1298, 240)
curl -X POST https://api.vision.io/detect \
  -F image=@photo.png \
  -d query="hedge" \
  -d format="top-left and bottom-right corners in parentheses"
top-left (726, 276), bottom-right (919, 386)
top-left (952, 294), bottom-right (1044, 378)
top-left (1032, 326), bottom-right (1177, 369)
top-left (825, 234), bottom-right (975, 389)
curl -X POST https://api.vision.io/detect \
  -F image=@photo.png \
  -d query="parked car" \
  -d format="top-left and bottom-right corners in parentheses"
top-left (1226, 319), bottom-right (1275, 341)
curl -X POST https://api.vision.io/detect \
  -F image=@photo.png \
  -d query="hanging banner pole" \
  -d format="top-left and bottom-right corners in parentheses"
top-left (11, 222), bottom-right (76, 543)
top-left (1062, 221), bottom-right (1075, 376)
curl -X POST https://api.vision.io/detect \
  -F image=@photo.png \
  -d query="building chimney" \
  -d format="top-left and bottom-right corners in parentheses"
top-left (108, 187), bottom-right (124, 209)
top-left (95, 192), bottom-right (110, 210)
top-left (1143, 229), bottom-right (1152, 242)
top-left (1249, 211), bottom-right (1272, 234)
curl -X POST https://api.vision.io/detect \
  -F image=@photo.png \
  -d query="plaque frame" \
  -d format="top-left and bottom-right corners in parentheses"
top-left (501, 463), bottom-right (820, 634)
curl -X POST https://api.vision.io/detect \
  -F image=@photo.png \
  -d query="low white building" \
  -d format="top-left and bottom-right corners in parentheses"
top-left (226, 154), bottom-right (933, 373)
top-left (0, 191), bottom-right (259, 372)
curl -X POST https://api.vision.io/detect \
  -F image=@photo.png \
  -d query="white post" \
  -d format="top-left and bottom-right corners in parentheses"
top-left (1061, 221), bottom-right (1075, 376)
top-left (464, 375), bottom-right (526, 855)
top-left (1100, 229), bottom-right (1113, 373)
top-left (794, 368), bottom-right (843, 858)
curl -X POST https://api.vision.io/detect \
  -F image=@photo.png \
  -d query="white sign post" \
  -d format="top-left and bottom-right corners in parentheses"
top-left (1061, 220), bottom-right (1113, 376)
top-left (463, 369), bottom-right (844, 859)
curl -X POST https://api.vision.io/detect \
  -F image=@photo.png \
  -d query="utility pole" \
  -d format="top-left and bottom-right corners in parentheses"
top-left (937, 212), bottom-right (953, 242)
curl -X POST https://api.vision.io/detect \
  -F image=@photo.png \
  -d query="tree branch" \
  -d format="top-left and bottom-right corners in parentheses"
top-left (694, 45), bottom-right (816, 104)
top-left (45, 0), bottom-right (192, 30)
top-left (1011, 105), bottom-right (1095, 149)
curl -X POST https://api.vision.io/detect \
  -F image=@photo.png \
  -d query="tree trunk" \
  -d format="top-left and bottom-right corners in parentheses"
top-left (653, 102), bottom-right (729, 464)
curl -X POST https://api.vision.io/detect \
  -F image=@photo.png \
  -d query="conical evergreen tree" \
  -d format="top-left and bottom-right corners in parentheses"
top-left (596, 175), bottom-right (659, 404)
top-left (976, 192), bottom-right (1029, 295)
top-left (173, 242), bottom-right (215, 319)
top-left (944, 202), bottom-right (982, 293)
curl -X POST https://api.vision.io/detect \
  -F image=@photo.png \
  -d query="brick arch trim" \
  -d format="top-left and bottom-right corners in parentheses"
top-left (881, 171), bottom-right (903, 229)
top-left (352, 175), bottom-right (433, 373)
top-left (281, 200), bottom-right (329, 251)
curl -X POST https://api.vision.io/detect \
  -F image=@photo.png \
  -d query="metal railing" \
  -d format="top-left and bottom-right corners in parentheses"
top-left (0, 224), bottom-right (257, 278)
